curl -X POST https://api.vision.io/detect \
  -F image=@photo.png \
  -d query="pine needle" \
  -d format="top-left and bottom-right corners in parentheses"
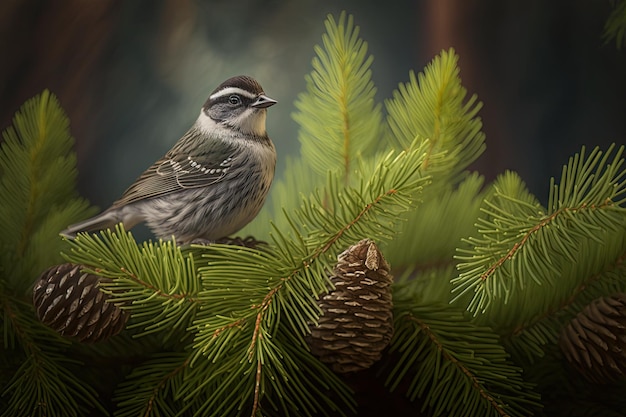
top-left (453, 145), bottom-right (626, 362)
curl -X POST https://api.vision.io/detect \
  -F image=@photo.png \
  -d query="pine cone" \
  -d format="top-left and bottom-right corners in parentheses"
top-left (308, 239), bottom-right (394, 373)
top-left (559, 293), bottom-right (626, 383)
top-left (33, 263), bottom-right (129, 343)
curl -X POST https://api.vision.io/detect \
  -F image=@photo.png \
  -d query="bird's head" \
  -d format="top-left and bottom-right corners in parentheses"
top-left (200, 75), bottom-right (276, 137)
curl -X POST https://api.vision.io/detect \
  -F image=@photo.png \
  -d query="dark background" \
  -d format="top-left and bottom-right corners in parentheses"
top-left (1, 0), bottom-right (625, 210)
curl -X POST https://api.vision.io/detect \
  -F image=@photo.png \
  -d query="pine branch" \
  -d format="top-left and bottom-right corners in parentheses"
top-left (453, 145), bottom-right (626, 343)
top-left (293, 12), bottom-right (382, 183)
top-left (254, 22), bottom-right (476, 245)
top-left (114, 352), bottom-right (191, 417)
top-left (549, 144), bottom-right (626, 209)
top-left (385, 48), bottom-right (485, 182)
top-left (386, 172), bottom-right (486, 269)
top-left (393, 264), bottom-right (457, 308)
top-left (1, 297), bottom-right (104, 417)
top-left (0, 89), bottom-right (95, 294)
top-left (175, 20), bottom-right (487, 417)
top-left (64, 226), bottom-right (200, 339)
top-left (382, 48), bottom-right (487, 277)
top-left (295, 144), bottom-right (430, 250)
top-left (506, 240), bottom-right (626, 362)
top-left (386, 303), bottom-right (540, 417)
top-left (0, 90), bottom-right (98, 416)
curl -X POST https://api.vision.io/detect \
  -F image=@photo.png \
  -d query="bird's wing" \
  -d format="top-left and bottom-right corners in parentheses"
top-left (111, 143), bottom-right (236, 207)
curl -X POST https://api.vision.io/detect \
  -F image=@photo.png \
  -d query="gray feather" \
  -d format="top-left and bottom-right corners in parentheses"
top-left (112, 128), bottom-right (236, 207)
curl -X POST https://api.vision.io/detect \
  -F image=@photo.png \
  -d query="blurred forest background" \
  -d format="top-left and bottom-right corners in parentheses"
top-left (1, 0), bottom-right (624, 217)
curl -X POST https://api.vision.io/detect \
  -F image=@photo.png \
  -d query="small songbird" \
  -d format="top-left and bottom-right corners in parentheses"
top-left (61, 75), bottom-right (277, 243)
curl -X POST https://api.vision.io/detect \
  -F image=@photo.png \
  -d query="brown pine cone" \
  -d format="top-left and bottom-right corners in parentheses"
top-left (559, 293), bottom-right (626, 383)
top-left (33, 263), bottom-right (129, 343)
top-left (308, 239), bottom-right (394, 373)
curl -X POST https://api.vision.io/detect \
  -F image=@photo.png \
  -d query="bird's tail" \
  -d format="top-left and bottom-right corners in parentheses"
top-left (60, 210), bottom-right (123, 239)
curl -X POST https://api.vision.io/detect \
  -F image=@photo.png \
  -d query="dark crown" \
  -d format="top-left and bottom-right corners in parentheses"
top-left (211, 75), bottom-right (264, 96)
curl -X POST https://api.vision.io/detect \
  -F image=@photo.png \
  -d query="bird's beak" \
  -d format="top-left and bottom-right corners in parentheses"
top-left (251, 94), bottom-right (277, 109)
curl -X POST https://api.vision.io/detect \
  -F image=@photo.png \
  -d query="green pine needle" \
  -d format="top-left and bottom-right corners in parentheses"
top-left (114, 352), bottom-right (191, 417)
top-left (0, 89), bottom-right (95, 294)
top-left (0, 298), bottom-right (104, 417)
top-left (504, 230), bottom-right (626, 363)
top-left (293, 11), bottom-right (382, 182)
top-left (386, 171), bottom-right (487, 269)
top-left (0, 90), bottom-right (100, 416)
top-left (453, 145), bottom-right (626, 355)
top-left (385, 48), bottom-right (486, 183)
top-left (64, 225), bottom-right (200, 339)
top-left (387, 303), bottom-right (541, 417)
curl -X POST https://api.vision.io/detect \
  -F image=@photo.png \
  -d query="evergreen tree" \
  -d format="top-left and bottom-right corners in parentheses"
top-left (1, 11), bottom-right (625, 417)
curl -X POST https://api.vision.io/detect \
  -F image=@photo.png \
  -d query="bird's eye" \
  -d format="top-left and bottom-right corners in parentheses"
top-left (228, 95), bottom-right (241, 105)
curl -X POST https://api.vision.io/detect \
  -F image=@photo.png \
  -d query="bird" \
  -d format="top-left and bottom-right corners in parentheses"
top-left (61, 75), bottom-right (277, 244)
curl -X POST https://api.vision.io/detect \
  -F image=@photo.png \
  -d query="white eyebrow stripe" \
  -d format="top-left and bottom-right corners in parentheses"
top-left (210, 87), bottom-right (257, 101)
